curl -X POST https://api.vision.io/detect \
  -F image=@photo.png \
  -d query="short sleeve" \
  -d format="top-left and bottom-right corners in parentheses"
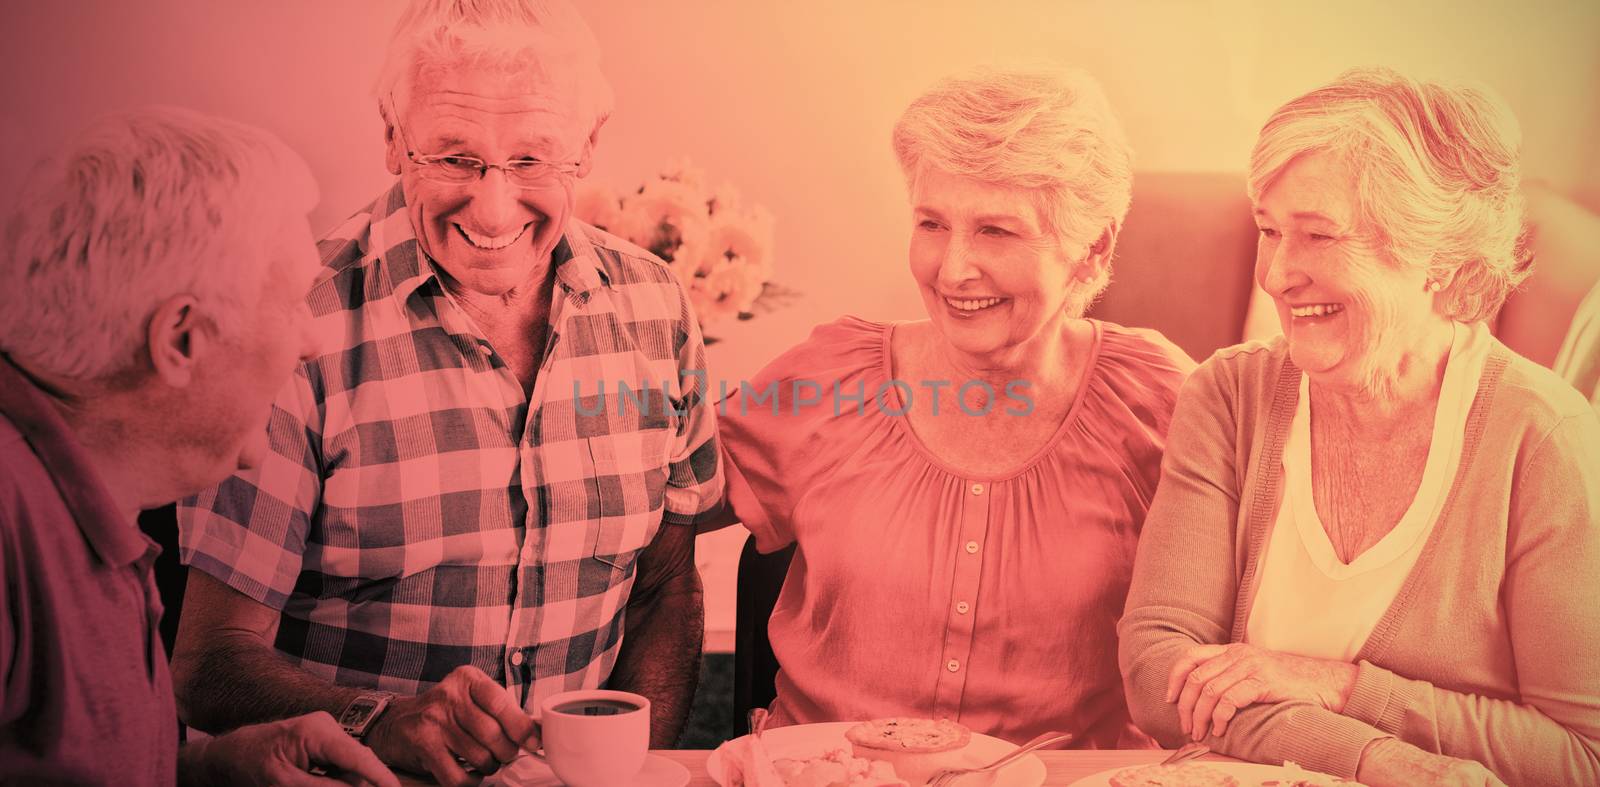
top-left (661, 293), bottom-right (724, 526)
top-left (176, 366), bottom-right (323, 611)
top-left (1093, 325), bottom-right (1197, 447)
top-left (718, 317), bottom-right (885, 553)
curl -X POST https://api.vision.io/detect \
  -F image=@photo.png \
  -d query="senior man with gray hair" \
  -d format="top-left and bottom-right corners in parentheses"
top-left (0, 108), bottom-right (397, 787)
top-left (172, 2), bottom-right (722, 784)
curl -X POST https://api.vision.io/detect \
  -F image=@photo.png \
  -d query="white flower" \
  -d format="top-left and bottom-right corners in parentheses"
top-left (697, 208), bottom-right (775, 282)
top-left (604, 158), bottom-right (787, 337)
top-left (613, 178), bottom-right (709, 265)
top-left (693, 259), bottom-right (765, 329)
top-left (574, 181), bottom-right (623, 232)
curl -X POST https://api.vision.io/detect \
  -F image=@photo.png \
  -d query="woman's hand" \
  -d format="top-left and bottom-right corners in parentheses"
top-left (1356, 739), bottom-right (1506, 787)
top-left (1166, 643), bottom-right (1358, 739)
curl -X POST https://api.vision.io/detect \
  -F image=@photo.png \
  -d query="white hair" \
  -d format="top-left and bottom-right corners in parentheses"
top-left (375, 0), bottom-right (614, 129)
top-left (892, 65), bottom-right (1134, 314)
top-left (891, 65), bottom-right (1134, 249)
top-left (0, 106), bottom-right (318, 384)
top-left (1248, 67), bottom-right (1530, 323)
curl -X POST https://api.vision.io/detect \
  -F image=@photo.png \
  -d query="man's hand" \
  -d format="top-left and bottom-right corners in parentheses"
top-left (185, 711), bottom-right (398, 787)
top-left (1166, 643), bottom-right (1358, 739)
top-left (365, 665), bottom-right (537, 787)
top-left (1356, 738), bottom-right (1507, 787)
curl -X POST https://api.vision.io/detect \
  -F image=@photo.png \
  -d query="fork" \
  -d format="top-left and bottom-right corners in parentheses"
top-left (745, 707), bottom-right (777, 774)
top-left (1159, 741), bottom-right (1211, 765)
top-left (926, 731), bottom-right (1073, 787)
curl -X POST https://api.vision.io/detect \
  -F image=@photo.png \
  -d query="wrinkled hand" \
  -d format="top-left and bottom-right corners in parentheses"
top-left (1356, 739), bottom-right (1506, 787)
top-left (195, 711), bottom-right (398, 787)
top-left (1166, 643), bottom-right (1357, 740)
top-left (365, 665), bottom-right (536, 787)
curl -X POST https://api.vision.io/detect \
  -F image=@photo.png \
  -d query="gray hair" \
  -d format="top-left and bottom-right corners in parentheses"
top-left (375, 0), bottom-right (614, 129)
top-left (0, 106), bottom-right (318, 384)
top-left (1248, 67), bottom-right (1530, 323)
top-left (892, 65), bottom-right (1134, 255)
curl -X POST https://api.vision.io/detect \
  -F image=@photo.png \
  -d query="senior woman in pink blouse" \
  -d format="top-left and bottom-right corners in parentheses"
top-left (1120, 69), bottom-right (1600, 787)
top-left (711, 65), bottom-right (1193, 747)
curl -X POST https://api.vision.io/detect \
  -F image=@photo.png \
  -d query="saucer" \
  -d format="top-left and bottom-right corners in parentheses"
top-left (485, 752), bottom-right (689, 787)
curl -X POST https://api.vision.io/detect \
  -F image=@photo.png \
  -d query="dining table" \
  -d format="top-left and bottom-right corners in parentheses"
top-left (393, 747), bottom-right (1241, 786)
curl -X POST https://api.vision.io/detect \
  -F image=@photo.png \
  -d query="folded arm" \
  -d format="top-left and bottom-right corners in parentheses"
top-left (1122, 360), bottom-right (1600, 784)
top-left (1118, 358), bottom-right (1390, 777)
top-left (1336, 412), bottom-right (1600, 785)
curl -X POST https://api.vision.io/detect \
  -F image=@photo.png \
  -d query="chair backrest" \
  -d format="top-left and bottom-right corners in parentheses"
top-left (733, 535), bottom-right (794, 722)
top-left (135, 504), bottom-right (186, 656)
top-left (1495, 185), bottom-right (1600, 367)
top-left (1088, 171), bottom-right (1259, 362)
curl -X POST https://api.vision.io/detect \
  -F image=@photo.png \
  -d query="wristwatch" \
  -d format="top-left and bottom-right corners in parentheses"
top-left (338, 690), bottom-right (397, 740)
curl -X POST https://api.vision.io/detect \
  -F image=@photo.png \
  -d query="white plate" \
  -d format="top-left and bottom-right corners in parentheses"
top-left (485, 751), bottom-right (690, 787)
top-left (706, 721), bottom-right (1046, 787)
top-left (1068, 760), bottom-right (1351, 786)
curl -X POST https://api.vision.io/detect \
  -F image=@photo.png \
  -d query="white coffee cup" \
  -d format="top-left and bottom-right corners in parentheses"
top-left (529, 689), bottom-right (650, 787)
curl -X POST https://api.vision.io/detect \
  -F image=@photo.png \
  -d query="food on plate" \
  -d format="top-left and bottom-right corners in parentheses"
top-left (772, 748), bottom-right (908, 787)
top-left (845, 717), bottom-right (972, 785)
top-left (1260, 760), bottom-right (1364, 786)
top-left (714, 737), bottom-right (908, 787)
top-left (1108, 762), bottom-right (1240, 787)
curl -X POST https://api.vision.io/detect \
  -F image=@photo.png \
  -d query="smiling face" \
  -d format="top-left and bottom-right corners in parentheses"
top-left (909, 167), bottom-right (1093, 361)
top-left (385, 62), bottom-right (596, 297)
top-left (1253, 152), bottom-right (1449, 391)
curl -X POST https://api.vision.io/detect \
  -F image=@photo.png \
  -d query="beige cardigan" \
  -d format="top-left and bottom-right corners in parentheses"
top-left (1118, 336), bottom-right (1600, 786)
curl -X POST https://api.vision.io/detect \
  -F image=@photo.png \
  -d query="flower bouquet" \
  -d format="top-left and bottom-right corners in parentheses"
top-left (576, 159), bottom-right (797, 342)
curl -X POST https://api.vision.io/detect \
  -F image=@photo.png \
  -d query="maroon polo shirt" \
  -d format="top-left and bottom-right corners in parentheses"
top-left (0, 358), bottom-right (177, 785)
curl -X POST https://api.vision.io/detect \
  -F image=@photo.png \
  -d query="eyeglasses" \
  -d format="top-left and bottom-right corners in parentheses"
top-left (390, 97), bottom-right (583, 188)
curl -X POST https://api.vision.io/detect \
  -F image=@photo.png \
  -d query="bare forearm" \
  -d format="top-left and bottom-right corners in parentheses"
top-left (173, 634), bottom-right (363, 734)
top-left (609, 570), bottom-right (704, 748)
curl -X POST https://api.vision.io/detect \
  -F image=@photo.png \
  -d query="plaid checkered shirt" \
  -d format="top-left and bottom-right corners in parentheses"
top-left (177, 182), bottom-right (723, 710)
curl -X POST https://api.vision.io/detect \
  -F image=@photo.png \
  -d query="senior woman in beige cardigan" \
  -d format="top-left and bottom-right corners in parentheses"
top-left (1119, 69), bottom-right (1600, 787)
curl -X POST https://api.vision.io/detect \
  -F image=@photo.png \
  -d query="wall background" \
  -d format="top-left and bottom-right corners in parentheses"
top-left (4, 0), bottom-right (1598, 647)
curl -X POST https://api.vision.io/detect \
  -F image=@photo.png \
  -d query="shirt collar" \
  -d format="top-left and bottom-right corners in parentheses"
top-left (362, 180), bottom-right (614, 310)
top-left (0, 357), bottom-right (151, 567)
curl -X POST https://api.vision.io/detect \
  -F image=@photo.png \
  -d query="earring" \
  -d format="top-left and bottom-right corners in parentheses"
top-left (1426, 280), bottom-right (1443, 293)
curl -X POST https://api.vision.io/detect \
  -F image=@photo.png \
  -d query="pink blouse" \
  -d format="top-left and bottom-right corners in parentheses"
top-left (720, 317), bottom-right (1192, 746)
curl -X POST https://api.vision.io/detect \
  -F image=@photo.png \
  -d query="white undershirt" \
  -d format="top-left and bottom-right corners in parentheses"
top-left (1245, 321), bottom-right (1491, 661)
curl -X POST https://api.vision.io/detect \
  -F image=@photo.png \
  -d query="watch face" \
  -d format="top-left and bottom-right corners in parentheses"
top-left (342, 700), bottom-right (376, 726)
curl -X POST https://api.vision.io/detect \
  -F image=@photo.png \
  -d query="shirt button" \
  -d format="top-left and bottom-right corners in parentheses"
top-left (970, 483), bottom-right (985, 495)
top-left (965, 541), bottom-right (979, 554)
top-left (946, 659), bottom-right (960, 672)
top-left (509, 650), bottom-right (525, 666)
top-left (956, 601), bottom-right (970, 614)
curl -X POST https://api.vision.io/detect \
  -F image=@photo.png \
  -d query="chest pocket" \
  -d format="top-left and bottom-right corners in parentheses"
top-left (587, 429), bottom-right (672, 572)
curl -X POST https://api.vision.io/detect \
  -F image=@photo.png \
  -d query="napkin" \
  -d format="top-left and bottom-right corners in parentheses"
top-left (715, 734), bottom-right (787, 787)
top-left (713, 736), bottom-right (910, 787)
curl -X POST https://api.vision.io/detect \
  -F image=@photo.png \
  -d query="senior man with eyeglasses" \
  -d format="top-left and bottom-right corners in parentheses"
top-left (170, 3), bottom-right (722, 785)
